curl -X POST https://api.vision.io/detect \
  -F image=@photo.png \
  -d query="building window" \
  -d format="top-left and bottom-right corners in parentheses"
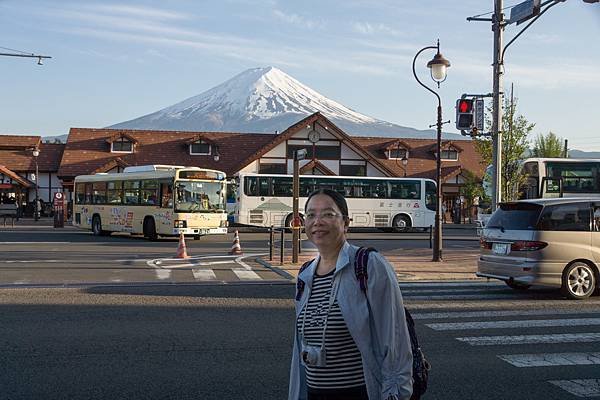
top-left (340, 164), bottom-right (366, 176)
top-left (259, 163), bottom-right (287, 174)
top-left (190, 140), bottom-right (211, 155)
top-left (441, 150), bottom-right (458, 160)
top-left (388, 148), bottom-right (408, 159)
top-left (111, 138), bottom-right (133, 153)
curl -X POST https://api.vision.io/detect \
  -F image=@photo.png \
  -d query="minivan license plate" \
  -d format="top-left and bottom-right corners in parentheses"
top-left (492, 243), bottom-right (509, 255)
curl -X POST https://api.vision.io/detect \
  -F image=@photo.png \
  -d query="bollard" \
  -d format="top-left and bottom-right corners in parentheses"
top-left (429, 225), bottom-right (433, 249)
top-left (280, 228), bottom-right (285, 265)
top-left (269, 225), bottom-right (274, 261)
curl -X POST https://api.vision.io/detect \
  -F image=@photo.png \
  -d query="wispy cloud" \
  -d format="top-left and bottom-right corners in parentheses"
top-left (272, 9), bottom-right (320, 29)
top-left (352, 22), bottom-right (402, 36)
top-left (79, 4), bottom-right (191, 21)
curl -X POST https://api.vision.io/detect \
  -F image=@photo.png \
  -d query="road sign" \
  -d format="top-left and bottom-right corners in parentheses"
top-left (476, 99), bottom-right (485, 132)
top-left (509, 0), bottom-right (541, 25)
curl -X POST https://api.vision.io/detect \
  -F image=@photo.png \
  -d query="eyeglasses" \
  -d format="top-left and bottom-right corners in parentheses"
top-left (305, 211), bottom-right (345, 222)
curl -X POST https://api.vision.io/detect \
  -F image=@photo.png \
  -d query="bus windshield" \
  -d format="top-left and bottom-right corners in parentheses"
top-left (175, 181), bottom-right (224, 212)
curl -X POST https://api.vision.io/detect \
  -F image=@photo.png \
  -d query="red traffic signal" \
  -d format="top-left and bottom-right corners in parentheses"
top-left (458, 99), bottom-right (473, 113)
top-left (456, 98), bottom-right (475, 130)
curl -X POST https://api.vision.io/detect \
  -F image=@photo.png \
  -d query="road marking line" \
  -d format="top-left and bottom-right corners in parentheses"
top-left (0, 242), bottom-right (71, 244)
top-left (549, 379), bottom-right (600, 397)
top-left (232, 268), bottom-right (262, 280)
top-left (457, 333), bottom-right (600, 346)
top-left (155, 269), bottom-right (171, 280)
top-left (399, 281), bottom-right (503, 287)
top-left (192, 269), bottom-right (217, 280)
top-left (1, 260), bottom-right (60, 263)
top-left (427, 318), bottom-right (600, 331)
top-left (404, 294), bottom-right (517, 300)
top-left (402, 287), bottom-right (509, 294)
top-left (498, 352), bottom-right (600, 367)
top-left (412, 309), bottom-right (600, 320)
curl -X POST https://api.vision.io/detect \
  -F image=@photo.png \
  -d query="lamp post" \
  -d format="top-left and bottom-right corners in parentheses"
top-left (292, 148), bottom-right (307, 263)
top-left (32, 148), bottom-right (40, 221)
top-left (412, 40), bottom-right (450, 262)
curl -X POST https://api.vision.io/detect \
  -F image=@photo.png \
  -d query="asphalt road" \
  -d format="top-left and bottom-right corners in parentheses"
top-left (1, 282), bottom-right (599, 400)
top-left (0, 226), bottom-right (478, 287)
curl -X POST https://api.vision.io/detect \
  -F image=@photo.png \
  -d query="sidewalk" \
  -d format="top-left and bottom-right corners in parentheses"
top-left (260, 246), bottom-right (481, 282)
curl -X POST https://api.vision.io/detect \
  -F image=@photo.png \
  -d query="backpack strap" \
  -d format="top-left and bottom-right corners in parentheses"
top-left (354, 247), bottom-right (377, 294)
top-left (295, 259), bottom-right (314, 301)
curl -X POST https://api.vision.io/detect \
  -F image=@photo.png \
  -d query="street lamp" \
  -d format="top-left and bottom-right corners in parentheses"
top-left (32, 148), bottom-right (40, 221)
top-left (412, 39), bottom-right (450, 262)
top-left (394, 143), bottom-right (409, 177)
top-left (292, 148), bottom-right (307, 263)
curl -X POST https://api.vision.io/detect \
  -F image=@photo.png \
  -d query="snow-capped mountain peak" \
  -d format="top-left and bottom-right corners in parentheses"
top-left (109, 66), bottom-right (461, 140)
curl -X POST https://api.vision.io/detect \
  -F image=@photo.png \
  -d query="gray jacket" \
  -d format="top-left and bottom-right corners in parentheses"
top-left (288, 242), bottom-right (413, 400)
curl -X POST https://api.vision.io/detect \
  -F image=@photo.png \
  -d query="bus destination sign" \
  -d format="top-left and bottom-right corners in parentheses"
top-left (178, 170), bottom-right (225, 180)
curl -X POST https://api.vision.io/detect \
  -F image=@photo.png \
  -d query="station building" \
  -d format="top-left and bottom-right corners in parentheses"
top-left (0, 112), bottom-right (484, 220)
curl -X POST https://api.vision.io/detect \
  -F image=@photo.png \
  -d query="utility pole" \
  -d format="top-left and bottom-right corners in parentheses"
top-left (491, 0), bottom-right (505, 210)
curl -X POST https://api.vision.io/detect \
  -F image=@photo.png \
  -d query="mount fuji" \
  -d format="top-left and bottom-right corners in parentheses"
top-left (109, 66), bottom-right (464, 140)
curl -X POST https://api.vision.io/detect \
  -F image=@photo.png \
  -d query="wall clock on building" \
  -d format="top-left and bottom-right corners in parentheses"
top-left (308, 130), bottom-right (320, 143)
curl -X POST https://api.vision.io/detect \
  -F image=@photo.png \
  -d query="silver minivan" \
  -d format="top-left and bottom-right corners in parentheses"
top-left (477, 198), bottom-right (600, 299)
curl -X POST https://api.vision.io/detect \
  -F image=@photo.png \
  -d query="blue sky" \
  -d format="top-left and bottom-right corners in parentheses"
top-left (1, 1), bottom-right (599, 150)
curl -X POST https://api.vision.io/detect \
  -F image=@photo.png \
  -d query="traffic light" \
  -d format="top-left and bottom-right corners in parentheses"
top-left (455, 98), bottom-right (474, 130)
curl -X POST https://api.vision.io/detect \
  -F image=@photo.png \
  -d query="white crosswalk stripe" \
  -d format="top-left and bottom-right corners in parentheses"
top-left (549, 380), bottom-right (600, 397)
top-left (498, 352), bottom-right (600, 367)
top-left (456, 332), bottom-right (600, 346)
top-left (232, 268), bottom-right (262, 280)
top-left (192, 269), bottom-right (217, 280)
top-left (427, 318), bottom-right (600, 331)
top-left (412, 309), bottom-right (599, 320)
top-left (411, 281), bottom-right (600, 398)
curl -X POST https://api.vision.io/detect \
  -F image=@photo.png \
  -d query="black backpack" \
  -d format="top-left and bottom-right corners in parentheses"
top-left (296, 248), bottom-right (430, 400)
top-left (355, 247), bottom-right (430, 400)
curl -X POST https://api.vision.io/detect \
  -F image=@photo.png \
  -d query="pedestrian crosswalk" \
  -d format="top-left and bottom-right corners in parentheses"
top-left (403, 281), bottom-right (600, 398)
top-left (151, 265), bottom-right (285, 283)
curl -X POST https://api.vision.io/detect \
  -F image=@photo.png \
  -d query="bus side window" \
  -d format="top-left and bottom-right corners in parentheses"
top-left (161, 183), bottom-right (173, 208)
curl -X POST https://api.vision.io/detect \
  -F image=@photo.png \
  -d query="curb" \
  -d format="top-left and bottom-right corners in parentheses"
top-left (255, 257), bottom-right (295, 280)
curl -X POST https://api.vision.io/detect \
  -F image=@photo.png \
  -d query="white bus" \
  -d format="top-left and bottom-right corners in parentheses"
top-left (233, 173), bottom-right (437, 230)
top-left (519, 158), bottom-right (600, 199)
top-left (74, 165), bottom-right (228, 240)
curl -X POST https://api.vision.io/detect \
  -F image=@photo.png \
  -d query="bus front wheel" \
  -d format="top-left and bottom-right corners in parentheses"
top-left (392, 215), bottom-right (411, 232)
top-left (144, 218), bottom-right (158, 241)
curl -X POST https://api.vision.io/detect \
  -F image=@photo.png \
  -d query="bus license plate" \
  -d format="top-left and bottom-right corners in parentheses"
top-left (492, 243), bottom-right (509, 255)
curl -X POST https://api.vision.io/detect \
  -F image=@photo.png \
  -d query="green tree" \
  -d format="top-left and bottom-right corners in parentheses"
top-left (474, 95), bottom-right (534, 201)
top-left (532, 131), bottom-right (566, 157)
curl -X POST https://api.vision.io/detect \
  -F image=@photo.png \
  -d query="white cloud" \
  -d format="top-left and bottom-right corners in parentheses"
top-left (272, 9), bottom-right (320, 29)
top-left (352, 22), bottom-right (402, 36)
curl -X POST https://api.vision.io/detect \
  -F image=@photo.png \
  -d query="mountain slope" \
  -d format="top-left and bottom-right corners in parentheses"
top-left (109, 66), bottom-right (461, 139)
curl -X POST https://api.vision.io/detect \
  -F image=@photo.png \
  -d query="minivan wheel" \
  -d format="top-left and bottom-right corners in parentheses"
top-left (505, 280), bottom-right (531, 291)
top-left (561, 262), bottom-right (596, 300)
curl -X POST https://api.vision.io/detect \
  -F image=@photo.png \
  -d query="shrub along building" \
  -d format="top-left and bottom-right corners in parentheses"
top-left (2, 113), bottom-right (484, 221)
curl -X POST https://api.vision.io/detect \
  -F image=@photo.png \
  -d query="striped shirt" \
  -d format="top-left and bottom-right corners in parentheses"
top-left (297, 270), bottom-right (365, 390)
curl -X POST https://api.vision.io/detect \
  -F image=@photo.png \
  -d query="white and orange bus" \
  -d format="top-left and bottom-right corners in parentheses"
top-left (73, 165), bottom-right (228, 240)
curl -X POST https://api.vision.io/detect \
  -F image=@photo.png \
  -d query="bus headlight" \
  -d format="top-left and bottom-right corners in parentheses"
top-left (174, 220), bottom-right (187, 228)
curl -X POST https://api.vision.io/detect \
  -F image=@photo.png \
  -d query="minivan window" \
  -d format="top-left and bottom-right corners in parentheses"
top-left (537, 203), bottom-right (590, 231)
top-left (487, 202), bottom-right (542, 231)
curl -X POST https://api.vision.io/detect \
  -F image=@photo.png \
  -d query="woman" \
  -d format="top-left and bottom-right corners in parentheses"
top-left (288, 189), bottom-right (413, 400)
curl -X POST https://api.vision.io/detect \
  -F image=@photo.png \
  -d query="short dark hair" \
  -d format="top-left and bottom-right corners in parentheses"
top-left (305, 189), bottom-right (349, 217)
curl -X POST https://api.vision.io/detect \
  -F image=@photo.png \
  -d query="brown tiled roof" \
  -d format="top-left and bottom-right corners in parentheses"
top-left (0, 135), bottom-right (41, 150)
top-left (0, 139), bottom-right (64, 172)
top-left (58, 127), bottom-right (276, 178)
top-left (0, 165), bottom-right (32, 187)
top-left (353, 137), bottom-right (485, 182)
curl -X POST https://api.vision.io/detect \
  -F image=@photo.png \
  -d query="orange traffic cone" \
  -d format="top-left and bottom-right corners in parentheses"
top-left (229, 230), bottom-right (243, 255)
top-left (176, 233), bottom-right (190, 259)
